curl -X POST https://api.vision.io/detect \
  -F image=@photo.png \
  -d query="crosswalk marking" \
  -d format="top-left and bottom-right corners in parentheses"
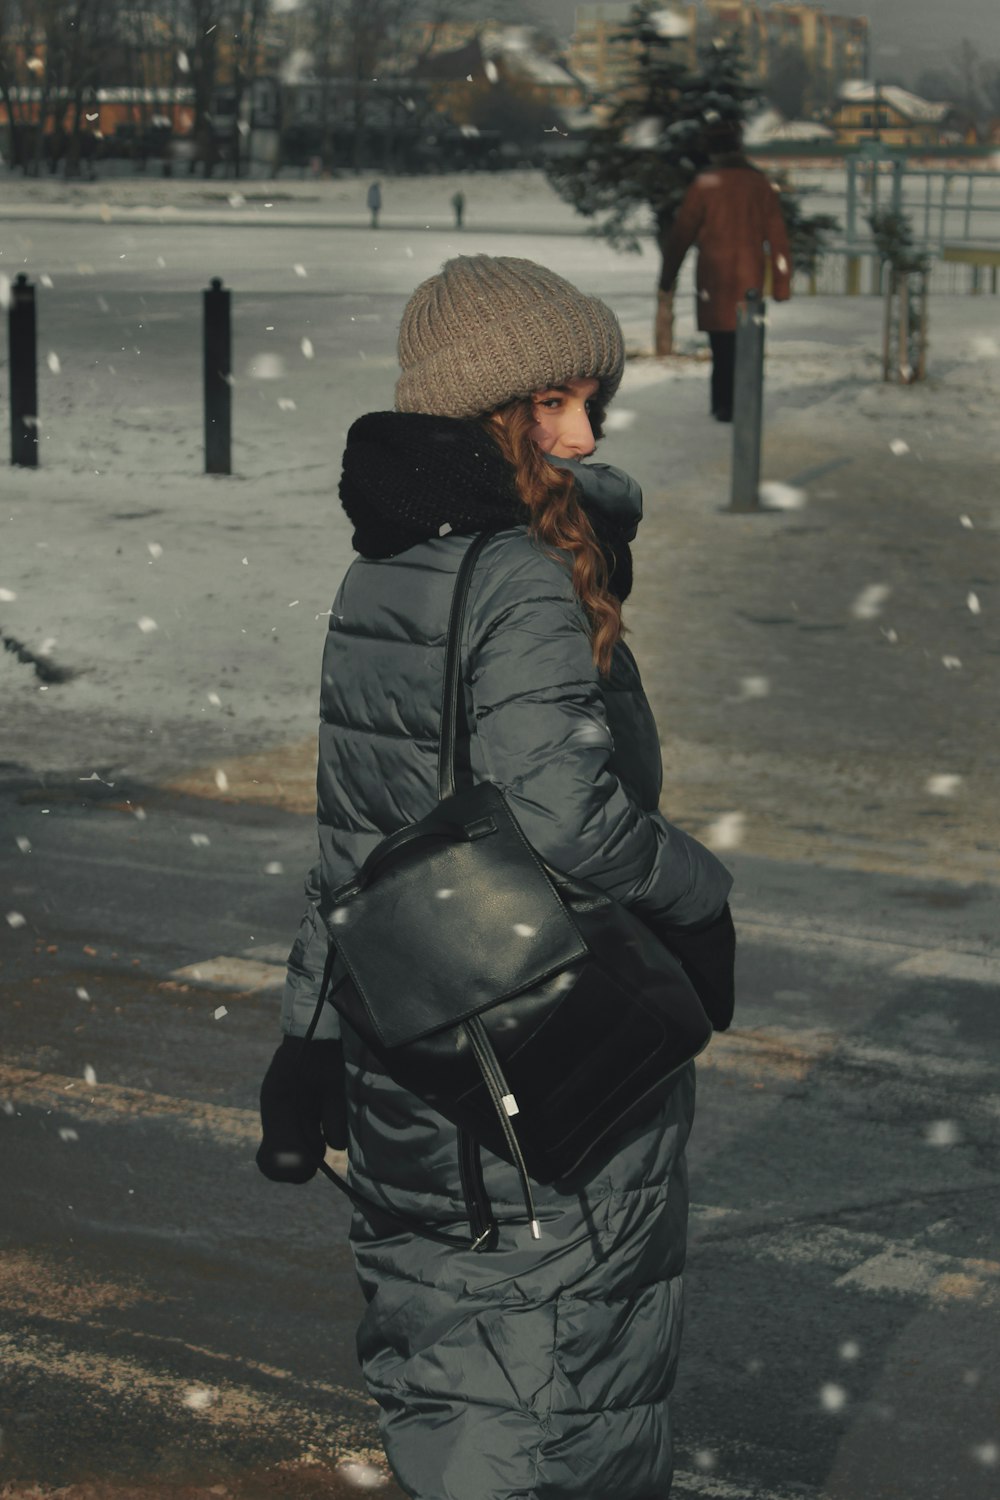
top-left (169, 956), bottom-right (285, 991)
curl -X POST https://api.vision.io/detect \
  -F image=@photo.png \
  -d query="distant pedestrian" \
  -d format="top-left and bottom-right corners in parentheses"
top-left (659, 121), bottom-right (792, 422)
top-left (451, 188), bottom-right (465, 229)
top-left (367, 179), bottom-right (382, 229)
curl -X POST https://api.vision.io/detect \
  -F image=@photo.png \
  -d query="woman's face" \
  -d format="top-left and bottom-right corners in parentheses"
top-left (529, 377), bottom-right (599, 459)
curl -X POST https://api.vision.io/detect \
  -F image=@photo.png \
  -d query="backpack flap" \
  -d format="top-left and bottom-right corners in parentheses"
top-left (323, 780), bottom-right (588, 1051)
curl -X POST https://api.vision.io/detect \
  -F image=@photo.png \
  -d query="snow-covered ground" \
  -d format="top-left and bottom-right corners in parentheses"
top-left (1, 178), bottom-right (997, 879)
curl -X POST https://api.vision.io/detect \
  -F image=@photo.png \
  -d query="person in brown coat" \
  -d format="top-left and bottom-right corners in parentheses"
top-left (659, 122), bottom-right (792, 422)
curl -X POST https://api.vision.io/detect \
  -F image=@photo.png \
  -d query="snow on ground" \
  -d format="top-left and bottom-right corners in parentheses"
top-left (0, 182), bottom-right (997, 876)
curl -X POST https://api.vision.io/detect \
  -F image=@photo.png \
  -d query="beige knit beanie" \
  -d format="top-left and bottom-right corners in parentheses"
top-left (395, 255), bottom-right (625, 419)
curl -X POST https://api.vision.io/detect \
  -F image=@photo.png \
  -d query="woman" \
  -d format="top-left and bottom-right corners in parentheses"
top-left (257, 255), bottom-right (736, 1500)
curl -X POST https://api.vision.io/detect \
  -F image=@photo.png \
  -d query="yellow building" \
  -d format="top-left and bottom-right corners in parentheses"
top-left (701, 1), bottom-right (868, 92)
top-left (831, 82), bottom-right (952, 147)
top-left (567, 4), bottom-right (698, 95)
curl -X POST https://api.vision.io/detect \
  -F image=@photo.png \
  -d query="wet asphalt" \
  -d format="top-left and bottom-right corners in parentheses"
top-left (1, 770), bottom-right (998, 1499)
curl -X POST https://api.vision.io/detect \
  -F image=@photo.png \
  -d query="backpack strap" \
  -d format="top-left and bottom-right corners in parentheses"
top-left (300, 940), bottom-right (500, 1251)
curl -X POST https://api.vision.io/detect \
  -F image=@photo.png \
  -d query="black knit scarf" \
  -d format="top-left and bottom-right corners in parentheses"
top-left (339, 411), bottom-right (633, 604)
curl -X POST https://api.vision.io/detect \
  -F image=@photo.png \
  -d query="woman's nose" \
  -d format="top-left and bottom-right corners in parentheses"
top-left (564, 406), bottom-right (596, 455)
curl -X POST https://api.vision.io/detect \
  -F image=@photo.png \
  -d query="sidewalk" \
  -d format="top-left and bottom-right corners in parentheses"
top-left (0, 167), bottom-right (603, 234)
top-left (1, 204), bottom-right (996, 885)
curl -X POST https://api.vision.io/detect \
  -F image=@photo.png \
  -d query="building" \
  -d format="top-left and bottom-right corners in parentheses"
top-left (830, 81), bottom-right (953, 147)
top-left (567, 4), bottom-right (698, 95)
top-left (703, 2), bottom-right (868, 96)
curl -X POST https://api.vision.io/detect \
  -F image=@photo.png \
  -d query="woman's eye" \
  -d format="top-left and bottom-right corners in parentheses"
top-left (538, 398), bottom-right (561, 410)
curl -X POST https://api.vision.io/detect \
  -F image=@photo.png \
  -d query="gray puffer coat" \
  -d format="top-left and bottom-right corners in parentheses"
top-left (281, 460), bottom-right (732, 1500)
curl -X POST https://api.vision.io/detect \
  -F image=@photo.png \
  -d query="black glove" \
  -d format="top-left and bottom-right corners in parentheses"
top-left (656, 903), bottom-right (737, 1033)
top-left (256, 1035), bottom-right (348, 1184)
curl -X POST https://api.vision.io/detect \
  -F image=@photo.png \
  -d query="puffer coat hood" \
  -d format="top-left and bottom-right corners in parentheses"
top-left (280, 445), bottom-right (732, 1499)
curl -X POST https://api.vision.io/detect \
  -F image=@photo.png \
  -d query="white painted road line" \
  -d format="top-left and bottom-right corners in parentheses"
top-left (169, 957), bottom-right (285, 991)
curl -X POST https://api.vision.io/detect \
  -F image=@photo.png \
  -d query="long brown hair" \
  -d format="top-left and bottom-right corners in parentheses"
top-left (484, 396), bottom-right (624, 677)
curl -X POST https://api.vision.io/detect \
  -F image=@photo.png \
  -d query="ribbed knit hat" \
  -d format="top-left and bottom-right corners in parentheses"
top-left (395, 255), bottom-right (625, 419)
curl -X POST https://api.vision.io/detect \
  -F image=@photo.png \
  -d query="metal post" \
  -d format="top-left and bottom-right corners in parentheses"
top-left (897, 274), bottom-right (910, 383)
top-left (8, 273), bottom-right (39, 467)
top-left (203, 276), bottom-right (231, 475)
top-left (881, 265), bottom-right (894, 382)
top-left (916, 273), bottom-right (929, 381)
top-left (845, 154), bottom-right (857, 245)
top-left (938, 173), bottom-right (951, 251)
top-left (729, 290), bottom-right (765, 514)
top-left (963, 173), bottom-right (973, 239)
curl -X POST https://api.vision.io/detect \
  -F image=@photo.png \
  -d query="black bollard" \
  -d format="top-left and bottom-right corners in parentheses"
top-left (9, 273), bottom-right (39, 468)
top-left (729, 289), bottom-right (765, 513)
top-left (203, 276), bottom-right (232, 475)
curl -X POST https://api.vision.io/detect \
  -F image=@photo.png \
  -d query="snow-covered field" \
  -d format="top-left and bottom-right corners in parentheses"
top-left (1, 176), bottom-right (997, 878)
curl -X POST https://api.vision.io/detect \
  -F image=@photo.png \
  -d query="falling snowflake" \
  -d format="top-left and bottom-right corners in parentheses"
top-left (889, 439), bottom-right (909, 456)
top-left (758, 481), bottom-right (806, 511)
top-left (76, 987), bottom-right (90, 1001)
top-left (513, 923), bottom-right (537, 937)
top-left (16, 837), bottom-right (31, 854)
top-left (942, 656), bottom-right (962, 670)
top-left (190, 833), bottom-right (211, 847)
top-left (214, 1005), bottom-right (228, 1021)
top-left (435, 888), bottom-right (454, 900)
top-left (5, 912), bottom-right (26, 929)
top-left (40, 273), bottom-right (54, 288)
top-left (293, 264), bottom-right (308, 277)
top-left (604, 409), bottom-right (636, 432)
top-left (335, 1459), bottom-right (389, 1491)
top-left (851, 584), bottom-right (891, 620)
top-left (880, 627), bottom-right (899, 644)
top-left (959, 515), bottom-right (973, 529)
top-left (265, 861), bottom-right (284, 875)
top-left (242, 557), bottom-right (249, 566)
top-left (83, 1065), bottom-right (97, 1085)
top-left (177, 51), bottom-right (191, 74)
top-left (249, 353), bottom-right (285, 380)
top-left (972, 1442), bottom-right (998, 1467)
top-left (38, 638), bottom-right (56, 656)
top-left (693, 1450), bottom-right (717, 1473)
top-left (328, 907), bottom-right (349, 926)
top-left (0, 587), bottom-right (17, 602)
top-left (137, 617), bottom-right (158, 634)
top-left (925, 774), bottom-right (961, 798)
top-left (925, 1119), bottom-right (962, 1147)
top-left (0, 275), bottom-right (10, 310)
top-left (438, 522), bottom-right (453, 536)
top-left (301, 337), bottom-right (315, 359)
top-left (967, 592), bottom-right (981, 615)
top-left (277, 398), bottom-right (297, 411)
top-left (839, 1340), bottom-right (860, 1361)
top-left (46, 352), bottom-right (62, 375)
top-left (58, 1128), bottom-right (79, 1143)
top-left (738, 675), bottom-right (770, 699)
top-left (228, 193), bottom-right (246, 209)
top-left (214, 769), bottom-right (229, 792)
top-left (147, 542), bottom-right (163, 559)
top-left (820, 1383), bottom-right (847, 1412)
top-left (207, 692), bottom-right (222, 707)
top-left (706, 812), bottom-right (745, 850)
top-left (181, 1386), bottom-right (215, 1410)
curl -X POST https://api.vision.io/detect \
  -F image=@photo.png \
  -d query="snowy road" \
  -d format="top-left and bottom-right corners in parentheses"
top-left (1, 771), bottom-right (998, 1499)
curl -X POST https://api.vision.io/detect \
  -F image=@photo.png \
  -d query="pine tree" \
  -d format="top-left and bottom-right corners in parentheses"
top-left (547, 3), bottom-right (759, 353)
